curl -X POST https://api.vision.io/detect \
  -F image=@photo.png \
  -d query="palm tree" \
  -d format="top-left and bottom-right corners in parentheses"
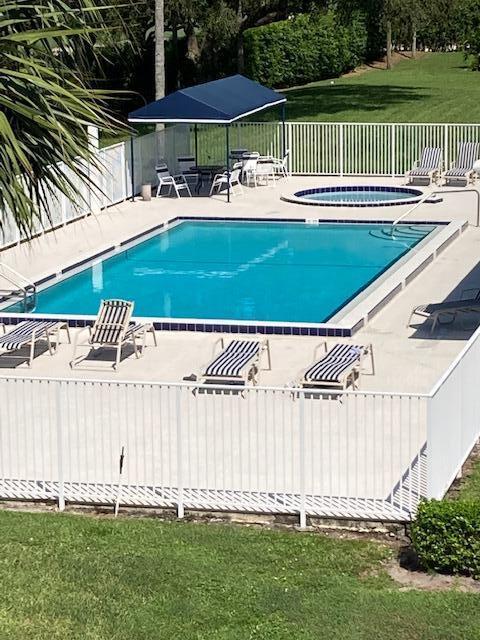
top-left (0, 0), bottom-right (127, 237)
top-left (155, 0), bottom-right (165, 101)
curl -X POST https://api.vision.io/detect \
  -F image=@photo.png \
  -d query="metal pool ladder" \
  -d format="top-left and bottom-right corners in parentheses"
top-left (0, 262), bottom-right (37, 310)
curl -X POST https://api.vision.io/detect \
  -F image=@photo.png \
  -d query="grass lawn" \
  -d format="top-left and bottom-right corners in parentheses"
top-left (454, 453), bottom-right (480, 502)
top-left (281, 52), bottom-right (480, 123)
top-left (0, 511), bottom-right (479, 639)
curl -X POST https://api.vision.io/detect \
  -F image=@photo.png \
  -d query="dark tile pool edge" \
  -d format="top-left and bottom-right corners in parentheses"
top-left (0, 215), bottom-right (460, 340)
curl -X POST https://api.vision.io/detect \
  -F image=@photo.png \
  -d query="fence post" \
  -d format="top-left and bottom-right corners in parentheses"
top-left (299, 394), bottom-right (306, 529)
top-left (287, 122), bottom-right (293, 175)
top-left (391, 124), bottom-right (396, 177)
top-left (444, 124), bottom-right (449, 175)
top-left (339, 124), bottom-right (344, 177)
top-left (56, 381), bottom-right (65, 511)
top-left (176, 386), bottom-right (184, 519)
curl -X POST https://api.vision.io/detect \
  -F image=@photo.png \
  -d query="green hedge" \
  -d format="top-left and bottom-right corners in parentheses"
top-left (243, 12), bottom-right (368, 88)
top-left (411, 500), bottom-right (480, 579)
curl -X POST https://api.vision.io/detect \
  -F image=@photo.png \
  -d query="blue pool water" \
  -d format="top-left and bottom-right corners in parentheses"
top-left (8, 221), bottom-right (436, 323)
top-left (290, 185), bottom-right (425, 207)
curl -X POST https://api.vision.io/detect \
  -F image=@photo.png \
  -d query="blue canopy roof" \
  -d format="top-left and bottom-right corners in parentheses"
top-left (128, 75), bottom-right (286, 125)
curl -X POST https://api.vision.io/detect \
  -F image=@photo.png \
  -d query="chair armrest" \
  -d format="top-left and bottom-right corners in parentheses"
top-left (313, 341), bottom-right (328, 360)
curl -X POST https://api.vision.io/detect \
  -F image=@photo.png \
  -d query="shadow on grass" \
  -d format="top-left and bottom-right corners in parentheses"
top-left (284, 84), bottom-right (428, 120)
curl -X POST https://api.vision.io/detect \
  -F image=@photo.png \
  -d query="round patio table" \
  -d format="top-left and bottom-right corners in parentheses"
top-left (190, 165), bottom-right (226, 194)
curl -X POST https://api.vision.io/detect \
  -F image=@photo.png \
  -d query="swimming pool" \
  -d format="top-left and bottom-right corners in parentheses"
top-left (283, 185), bottom-right (441, 207)
top-left (5, 220), bottom-right (438, 325)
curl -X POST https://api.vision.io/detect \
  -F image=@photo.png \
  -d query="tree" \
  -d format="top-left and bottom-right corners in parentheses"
top-left (0, 0), bottom-right (131, 236)
top-left (155, 0), bottom-right (165, 100)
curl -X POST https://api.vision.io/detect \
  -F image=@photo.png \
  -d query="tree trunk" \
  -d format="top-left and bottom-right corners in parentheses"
top-left (172, 25), bottom-right (179, 89)
top-left (412, 23), bottom-right (417, 59)
top-left (237, 0), bottom-right (244, 73)
top-left (154, 0), bottom-right (165, 101)
top-left (386, 19), bottom-right (392, 69)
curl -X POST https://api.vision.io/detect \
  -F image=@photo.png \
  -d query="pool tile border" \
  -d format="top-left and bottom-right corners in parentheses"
top-left (0, 215), bottom-right (461, 339)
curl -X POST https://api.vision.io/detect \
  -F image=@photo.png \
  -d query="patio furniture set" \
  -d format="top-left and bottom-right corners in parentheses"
top-left (405, 142), bottom-right (480, 186)
top-left (155, 149), bottom-right (290, 199)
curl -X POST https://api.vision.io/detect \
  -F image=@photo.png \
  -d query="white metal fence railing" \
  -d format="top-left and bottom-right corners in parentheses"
top-left (1, 121), bottom-right (480, 252)
top-left (0, 378), bottom-right (428, 522)
top-left (427, 324), bottom-right (480, 499)
top-left (1, 324), bottom-right (480, 522)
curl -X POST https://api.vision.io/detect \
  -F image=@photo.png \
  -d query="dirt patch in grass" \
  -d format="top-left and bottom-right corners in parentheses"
top-left (386, 559), bottom-right (480, 593)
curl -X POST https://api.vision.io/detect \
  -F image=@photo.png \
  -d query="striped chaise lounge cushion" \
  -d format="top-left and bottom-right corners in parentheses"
top-left (205, 340), bottom-right (260, 378)
top-left (304, 344), bottom-right (363, 383)
top-left (0, 320), bottom-right (60, 351)
top-left (409, 147), bottom-right (442, 176)
top-left (90, 300), bottom-right (133, 344)
top-left (445, 142), bottom-right (480, 176)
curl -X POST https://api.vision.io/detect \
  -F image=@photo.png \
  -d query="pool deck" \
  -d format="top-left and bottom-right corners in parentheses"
top-left (1, 175), bottom-right (480, 394)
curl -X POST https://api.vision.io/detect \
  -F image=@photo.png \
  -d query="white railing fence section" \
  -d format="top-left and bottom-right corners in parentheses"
top-left (0, 378), bottom-right (427, 522)
top-left (427, 324), bottom-right (480, 499)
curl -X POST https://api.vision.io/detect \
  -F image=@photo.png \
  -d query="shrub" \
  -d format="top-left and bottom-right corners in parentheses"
top-left (243, 11), bottom-right (368, 88)
top-left (411, 499), bottom-right (480, 579)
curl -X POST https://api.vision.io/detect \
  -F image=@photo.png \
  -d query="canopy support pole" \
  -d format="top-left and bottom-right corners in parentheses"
top-left (130, 136), bottom-right (135, 202)
top-left (194, 124), bottom-right (198, 166)
top-left (226, 124), bottom-right (231, 203)
top-left (281, 103), bottom-right (286, 159)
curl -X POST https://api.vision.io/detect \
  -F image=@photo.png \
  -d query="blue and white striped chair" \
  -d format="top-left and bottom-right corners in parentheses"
top-left (200, 338), bottom-right (271, 386)
top-left (405, 147), bottom-right (442, 185)
top-left (297, 342), bottom-right (374, 390)
top-left (444, 142), bottom-right (480, 185)
top-left (70, 299), bottom-right (156, 370)
top-left (0, 319), bottom-right (70, 367)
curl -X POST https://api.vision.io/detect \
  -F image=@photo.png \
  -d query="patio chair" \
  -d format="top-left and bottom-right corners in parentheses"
top-left (70, 299), bottom-right (155, 370)
top-left (295, 342), bottom-right (374, 391)
top-left (0, 319), bottom-right (70, 368)
top-left (209, 164), bottom-right (243, 197)
top-left (242, 152), bottom-right (260, 187)
top-left (198, 338), bottom-right (271, 386)
top-left (443, 142), bottom-right (480, 185)
top-left (405, 147), bottom-right (442, 185)
top-left (271, 149), bottom-right (290, 180)
top-left (408, 287), bottom-right (480, 332)
top-left (155, 163), bottom-right (192, 197)
top-left (176, 155), bottom-right (199, 188)
top-left (256, 157), bottom-right (276, 187)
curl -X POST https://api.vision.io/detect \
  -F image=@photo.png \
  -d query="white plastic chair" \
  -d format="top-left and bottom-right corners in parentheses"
top-left (155, 163), bottom-right (192, 197)
top-left (242, 152), bottom-right (260, 187)
top-left (176, 155), bottom-right (199, 188)
top-left (209, 164), bottom-right (243, 197)
top-left (272, 149), bottom-right (290, 180)
top-left (256, 157), bottom-right (276, 187)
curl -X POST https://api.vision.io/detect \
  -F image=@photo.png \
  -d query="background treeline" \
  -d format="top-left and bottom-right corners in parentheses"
top-left (100, 0), bottom-right (480, 113)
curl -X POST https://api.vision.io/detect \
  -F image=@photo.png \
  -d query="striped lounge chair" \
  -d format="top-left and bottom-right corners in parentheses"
top-left (200, 338), bottom-right (271, 386)
top-left (0, 319), bottom-right (70, 367)
top-left (405, 147), bottom-right (442, 185)
top-left (70, 299), bottom-right (156, 370)
top-left (444, 142), bottom-right (480, 185)
top-left (408, 287), bottom-right (480, 333)
top-left (297, 343), bottom-right (374, 390)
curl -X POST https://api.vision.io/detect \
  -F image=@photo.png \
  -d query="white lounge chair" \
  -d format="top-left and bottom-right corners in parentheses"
top-left (209, 164), bottom-right (243, 197)
top-left (176, 155), bottom-right (199, 188)
top-left (444, 142), bottom-right (480, 185)
top-left (0, 320), bottom-right (70, 367)
top-left (199, 338), bottom-right (271, 385)
top-left (295, 343), bottom-right (374, 390)
top-left (405, 147), bottom-right (442, 185)
top-left (70, 299), bottom-right (156, 370)
top-left (408, 288), bottom-right (480, 332)
top-left (155, 163), bottom-right (192, 197)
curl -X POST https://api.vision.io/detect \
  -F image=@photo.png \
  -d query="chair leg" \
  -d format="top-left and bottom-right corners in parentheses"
top-left (29, 339), bottom-right (35, 368)
top-left (114, 343), bottom-right (122, 370)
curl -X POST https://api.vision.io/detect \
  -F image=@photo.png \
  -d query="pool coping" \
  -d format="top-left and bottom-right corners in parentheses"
top-left (0, 215), bottom-right (466, 338)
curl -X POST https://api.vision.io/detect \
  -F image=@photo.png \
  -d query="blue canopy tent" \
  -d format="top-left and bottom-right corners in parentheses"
top-left (127, 74), bottom-right (287, 202)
